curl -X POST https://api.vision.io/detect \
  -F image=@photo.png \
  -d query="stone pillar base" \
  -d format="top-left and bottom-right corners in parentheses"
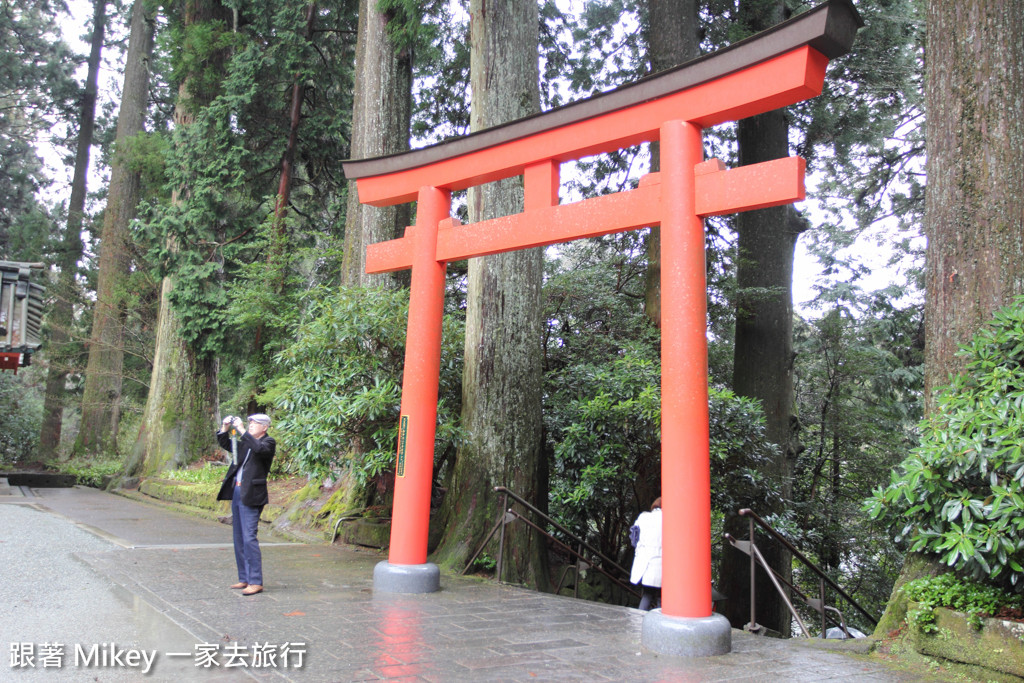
top-left (373, 561), bottom-right (440, 594)
top-left (641, 610), bottom-right (732, 657)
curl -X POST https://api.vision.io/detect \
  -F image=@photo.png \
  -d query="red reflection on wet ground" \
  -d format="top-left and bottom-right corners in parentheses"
top-left (371, 599), bottom-right (430, 680)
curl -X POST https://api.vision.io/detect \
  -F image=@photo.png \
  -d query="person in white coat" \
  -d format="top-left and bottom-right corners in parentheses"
top-left (629, 497), bottom-right (662, 611)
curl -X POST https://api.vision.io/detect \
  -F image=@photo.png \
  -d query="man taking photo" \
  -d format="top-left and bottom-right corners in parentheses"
top-left (216, 413), bottom-right (275, 596)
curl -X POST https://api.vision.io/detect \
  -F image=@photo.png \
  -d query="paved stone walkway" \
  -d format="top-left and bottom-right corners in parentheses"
top-left (1, 484), bottom-right (952, 682)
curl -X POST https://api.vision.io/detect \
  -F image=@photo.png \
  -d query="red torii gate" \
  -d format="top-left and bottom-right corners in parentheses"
top-left (343, 0), bottom-right (861, 656)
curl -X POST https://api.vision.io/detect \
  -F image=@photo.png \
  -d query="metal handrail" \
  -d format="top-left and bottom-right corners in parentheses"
top-left (495, 486), bottom-right (634, 579)
top-left (733, 508), bottom-right (878, 630)
top-left (725, 532), bottom-right (848, 636)
top-left (739, 509), bottom-right (878, 626)
top-left (743, 532), bottom-right (813, 637)
top-left (505, 507), bottom-right (641, 599)
top-left (463, 486), bottom-right (640, 600)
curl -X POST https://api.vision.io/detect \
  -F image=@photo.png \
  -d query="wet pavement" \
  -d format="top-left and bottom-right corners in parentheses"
top-left (1, 483), bottom-right (952, 682)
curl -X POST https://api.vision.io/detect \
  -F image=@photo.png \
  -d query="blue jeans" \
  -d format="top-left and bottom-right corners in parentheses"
top-left (232, 486), bottom-right (264, 585)
top-left (639, 585), bottom-right (661, 611)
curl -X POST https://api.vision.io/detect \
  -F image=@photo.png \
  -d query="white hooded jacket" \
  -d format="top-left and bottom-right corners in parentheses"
top-left (629, 508), bottom-right (662, 587)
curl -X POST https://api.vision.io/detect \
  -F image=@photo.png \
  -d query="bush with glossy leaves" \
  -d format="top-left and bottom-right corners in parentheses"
top-left (865, 298), bottom-right (1024, 592)
top-left (260, 285), bottom-right (463, 483)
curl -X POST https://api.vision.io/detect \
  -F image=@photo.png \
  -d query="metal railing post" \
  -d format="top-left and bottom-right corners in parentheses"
top-left (748, 517), bottom-right (757, 631)
top-left (747, 541), bottom-right (811, 638)
top-left (472, 487), bottom-right (643, 601)
top-left (496, 491), bottom-right (508, 583)
top-left (726, 508), bottom-right (881, 638)
top-left (819, 578), bottom-right (827, 638)
top-left (575, 543), bottom-right (583, 599)
top-left (462, 507), bottom-right (509, 576)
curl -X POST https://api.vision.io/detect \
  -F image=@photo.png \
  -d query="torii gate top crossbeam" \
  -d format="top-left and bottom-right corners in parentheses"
top-left (342, 0), bottom-right (862, 208)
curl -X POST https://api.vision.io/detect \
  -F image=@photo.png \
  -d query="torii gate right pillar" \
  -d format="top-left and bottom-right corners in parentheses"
top-left (641, 120), bottom-right (732, 655)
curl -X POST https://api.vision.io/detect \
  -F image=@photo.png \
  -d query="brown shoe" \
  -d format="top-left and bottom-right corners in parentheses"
top-left (241, 584), bottom-right (263, 596)
top-left (230, 582), bottom-right (248, 589)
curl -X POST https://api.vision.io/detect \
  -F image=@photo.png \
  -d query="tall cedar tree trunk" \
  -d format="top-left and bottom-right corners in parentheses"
top-left (38, 0), bottom-right (106, 458)
top-left (127, 0), bottom-right (231, 476)
top-left (76, 0), bottom-right (156, 456)
top-left (340, 0), bottom-right (412, 288)
top-left (643, 0), bottom-right (699, 328)
top-left (333, 0), bottom-right (412, 509)
top-left (923, 0), bottom-right (1024, 402)
top-left (431, 0), bottom-right (548, 589)
top-left (875, 0), bottom-right (1024, 635)
top-left (719, 0), bottom-right (802, 636)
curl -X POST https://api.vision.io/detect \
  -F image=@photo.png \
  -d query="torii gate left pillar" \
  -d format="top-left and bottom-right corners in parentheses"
top-left (344, 0), bottom-right (862, 658)
top-left (370, 185), bottom-right (450, 594)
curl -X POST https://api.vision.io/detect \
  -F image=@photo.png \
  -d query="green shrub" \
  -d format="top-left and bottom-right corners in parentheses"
top-left (0, 368), bottom-right (43, 465)
top-left (55, 458), bottom-right (124, 488)
top-left (547, 343), bottom-right (777, 553)
top-left (865, 298), bottom-right (1024, 592)
top-left (472, 552), bottom-right (496, 573)
top-left (260, 285), bottom-right (463, 483)
top-left (163, 462), bottom-right (229, 484)
top-left (902, 573), bottom-right (1022, 632)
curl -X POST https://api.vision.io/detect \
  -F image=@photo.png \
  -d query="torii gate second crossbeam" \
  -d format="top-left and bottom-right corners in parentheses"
top-left (343, 0), bottom-right (861, 657)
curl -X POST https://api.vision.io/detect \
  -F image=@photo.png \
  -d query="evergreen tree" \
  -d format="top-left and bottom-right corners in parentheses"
top-left (720, 0), bottom-right (800, 636)
top-left (0, 0), bottom-right (76, 258)
top-left (76, 0), bottom-right (157, 457)
top-left (642, 0), bottom-right (699, 327)
top-left (792, 296), bottom-right (923, 625)
top-left (922, 0), bottom-right (1024, 401)
top-left (215, 0), bottom-right (358, 384)
top-left (796, 0), bottom-right (925, 311)
top-left (39, 0), bottom-right (108, 459)
top-left (129, 0), bottom-right (233, 475)
top-left (129, 0), bottom-right (359, 473)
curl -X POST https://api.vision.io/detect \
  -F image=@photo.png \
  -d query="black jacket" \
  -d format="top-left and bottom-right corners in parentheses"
top-left (216, 430), bottom-right (276, 507)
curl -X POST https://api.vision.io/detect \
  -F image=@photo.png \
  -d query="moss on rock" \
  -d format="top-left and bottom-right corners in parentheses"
top-left (337, 518), bottom-right (392, 549)
top-left (874, 553), bottom-right (948, 637)
top-left (140, 479), bottom-right (225, 513)
top-left (908, 606), bottom-right (1024, 680)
